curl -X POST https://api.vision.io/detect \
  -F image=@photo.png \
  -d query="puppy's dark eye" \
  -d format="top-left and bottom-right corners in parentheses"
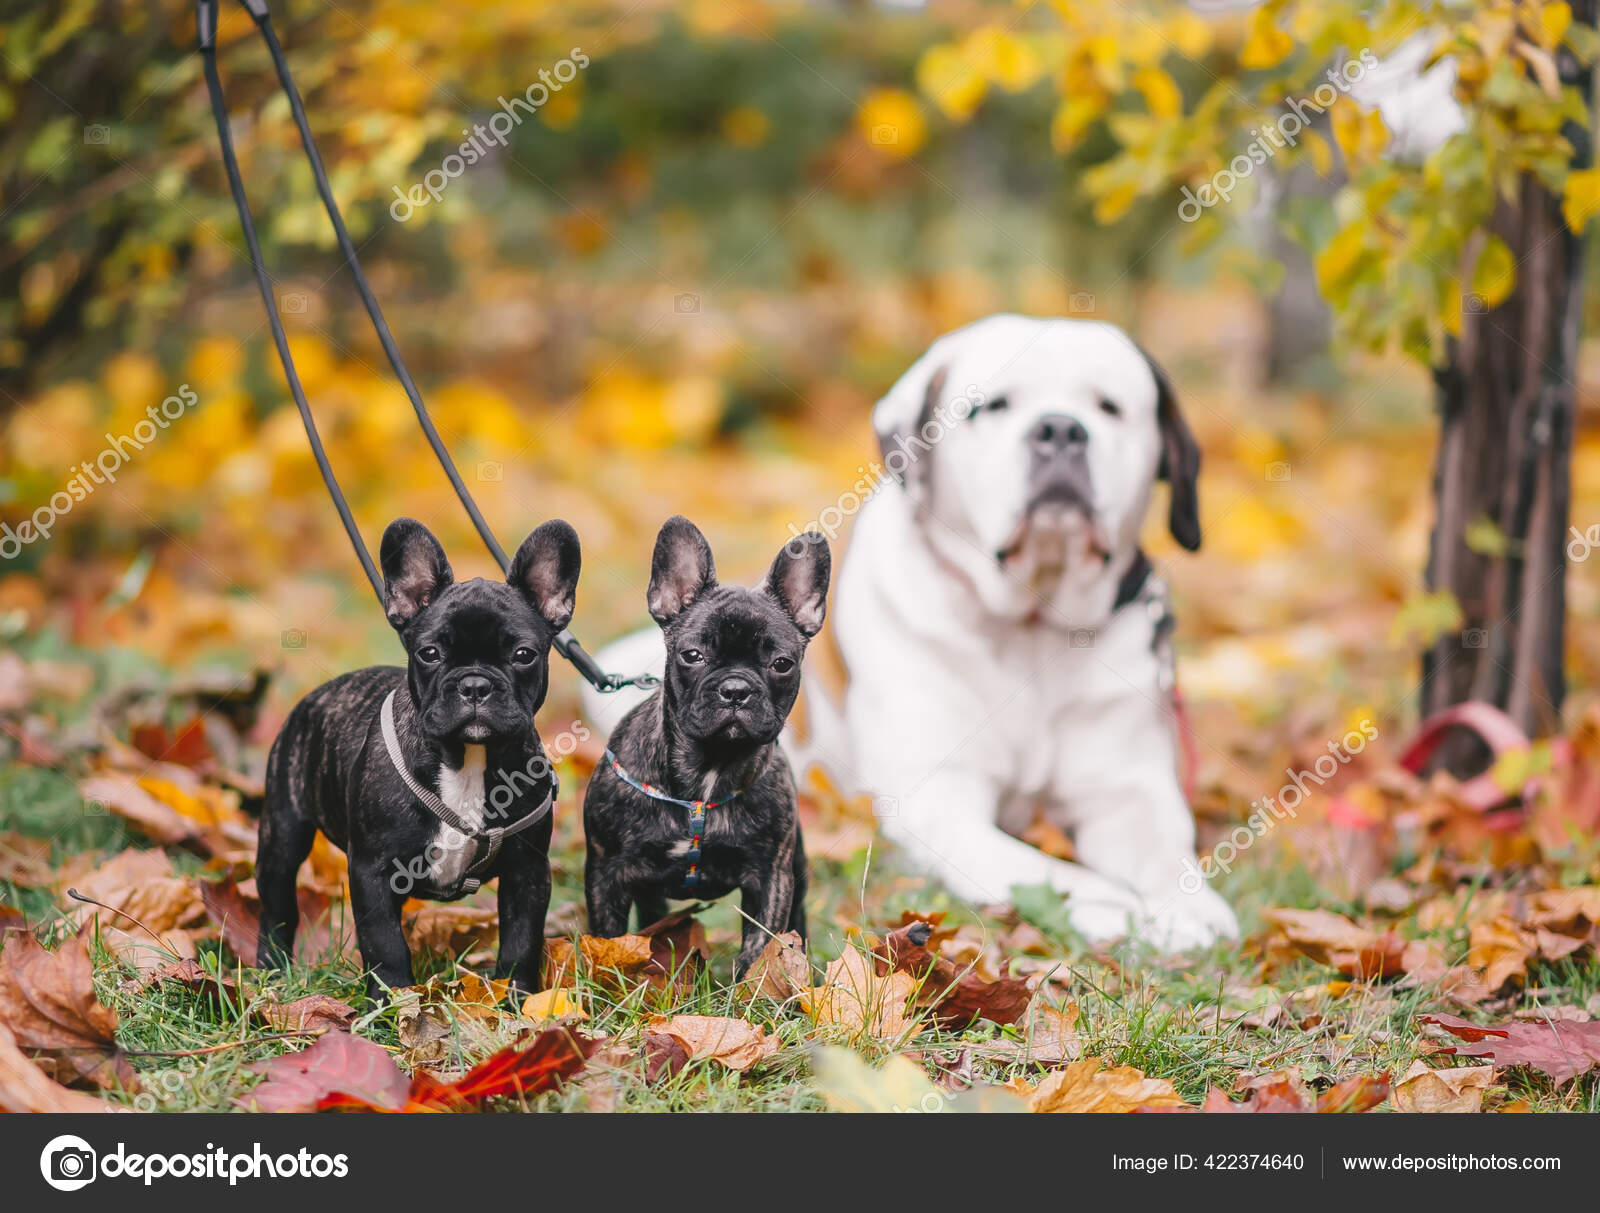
top-left (512, 646), bottom-right (537, 666)
top-left (771, 656), bottom-right (796, 674)
top-left (1098, 397), bottom-right (1121, 418)
top-left (417, 646), bottom-right (442, 664)
top-left (984, 395), bottom-right (1009, 413)
top-left (680, 648), bottom-right (704, 665)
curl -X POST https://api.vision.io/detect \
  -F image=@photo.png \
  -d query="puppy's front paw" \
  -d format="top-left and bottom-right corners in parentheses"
top-left (1064, 898), bottom-right (1139, 944)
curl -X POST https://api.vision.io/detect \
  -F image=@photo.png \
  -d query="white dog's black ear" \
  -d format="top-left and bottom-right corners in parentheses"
top-left (1143, 352), bottom-right (1202, 552)
top-left (872, 351), bottom-right (951, 505)
top-left (509, 520), bottom-right (581, 631)
top-left (648, 515), bottom-right (717, 626)
top-left (763, 531), bottom-right (831, 637)
top-left (380, 518), bottom-right (454, 629)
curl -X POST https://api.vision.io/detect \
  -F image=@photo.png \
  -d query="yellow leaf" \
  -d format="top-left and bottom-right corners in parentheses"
top-left (1169, 10), bottom-right (1214, 59)
top-left (856, 87), bottom-right (927, 159)
top-left (1315, 222), bottom-right (1369, 293)
top-left (1302, 129), bottom-right (1333, 177)
top-left (1563, 167), bottom-right (1600, 232)
top-left (1133, 67), bottom-right (1181, 118)
top-left (1029, 1058), bottom-right (1186, 1113)
top-left (917, 44), bottom-right (988, 122)
top-left (520, 989), bottom-right (587, 1021)
top-left (1472, 235), bottom-right (1516, 307)
top-left (1540, 1), bottom-right (1573, 49)
top-left (1239, 8), bottom-right (1294, 70)
top-left (966, 27), bottom-right (1046, 93)
top-left (1050, 95), bottom-right (1105, 152)
top-left (1092, 182), bottom-right (1140, 225)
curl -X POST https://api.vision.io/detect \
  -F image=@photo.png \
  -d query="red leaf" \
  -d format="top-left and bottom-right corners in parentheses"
top-left (876, 919), bottom-right (1031, 1028)
top-left (130, 716), bottom-right (213, 768)
top-left (241, 1032), bottom-right (409, 1112)
top-left (406, 1028), bottom-right (597, 1110)
top-left (1420, 1012), bottom-right (1600, 1085)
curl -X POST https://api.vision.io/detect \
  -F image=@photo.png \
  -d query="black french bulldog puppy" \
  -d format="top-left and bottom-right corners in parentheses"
top-left (583, 516), bottom-right (829, 976)
top-left (255, 517), bottom-right (580, 1003)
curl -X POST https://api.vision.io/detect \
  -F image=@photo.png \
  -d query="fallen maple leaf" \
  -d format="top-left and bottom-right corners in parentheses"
top-left (543, 933), bottom-right (654, 990)
top-left (0, 1021), bottom-right (112, 1113)
top-left (647, 1014), bottom-right (780, 1072)
top-left (397, 1028), bottom-right (597, 1111)
top-left (877, 919), bottom-right (1031, 1028)
top-left (1263, 907), bottom-right (1409, 978)
top-left (403, 902), bottom-right (498, 960)
top-left (68, 847), bottom-right (205, 936)
top-left (200, 876), bottom-right (352, 965)
top-left (1027, 1058), bottom-right (1185, 1113)
top-left (241, 1032), bottom-right (410, 1112)
top-left (260, 993), bottom-right (358, 1034)
top-left (638, 911), bottom-right (710, 994)
top-left (1391, 1060), bottom-right (1496, 1113)
top-left (800, 948), bottom-right (921, 1039)
top-left (1420, 1012), bottom-right (1600, 1085)
top-left (0, 929), bottom-right (133, 1091)
top-left (739, 930), bottom-right (810, 1001)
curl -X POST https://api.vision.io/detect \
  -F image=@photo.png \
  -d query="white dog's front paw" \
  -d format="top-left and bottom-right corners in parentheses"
top-left (1064, 897), bottom-right (1140, 944)
top-left (1140, 885), bottom-right (1239, 952)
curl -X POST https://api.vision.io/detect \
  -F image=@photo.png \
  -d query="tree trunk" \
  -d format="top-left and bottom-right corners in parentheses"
top-left (1420, 5), bottom-right (1593, 746)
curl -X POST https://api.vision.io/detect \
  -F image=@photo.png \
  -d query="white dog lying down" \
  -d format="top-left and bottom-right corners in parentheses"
top-left (583, 314), bottom-right (1238, 949)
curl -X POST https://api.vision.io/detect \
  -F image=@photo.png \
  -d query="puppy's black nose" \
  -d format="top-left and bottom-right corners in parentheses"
top-left (717, 676), bottom-right (754, 706)
top-left (1029, 413), bottom-right (1089, 453)
top-left (458, 674), bottom-right (493, 704)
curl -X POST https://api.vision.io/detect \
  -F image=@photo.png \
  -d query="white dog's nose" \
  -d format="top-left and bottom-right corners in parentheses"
top-left (1028, 413), bottom-right (1089, 452)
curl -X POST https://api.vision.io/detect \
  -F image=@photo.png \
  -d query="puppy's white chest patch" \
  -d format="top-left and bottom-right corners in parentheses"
top-left (429, 745), bottom-right (486, 887)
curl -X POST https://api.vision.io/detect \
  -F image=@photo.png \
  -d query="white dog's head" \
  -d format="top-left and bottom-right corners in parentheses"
top-left (872, 314), bottom-right (1200, 626)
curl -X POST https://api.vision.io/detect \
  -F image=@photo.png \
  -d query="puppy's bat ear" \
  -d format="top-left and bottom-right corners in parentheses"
top-left (1142, 349), bottom-right (1202, 552)
top-left (647, 515), bottom-right (716, 626)
top-left (380, 518), bottom-right (453, 630)
top-left (509, 520), bottom-right (581, 631)
top-left (763, 531), bottom-right (831, 637)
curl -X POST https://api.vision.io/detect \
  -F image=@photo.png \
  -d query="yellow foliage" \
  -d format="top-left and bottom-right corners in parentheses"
top-left (1239, 7), bottom-right (1294, 70)
top-left (1562, 167), bottom-right (1600, 232)
top-left (917, 43), bottom-right (988, 122)
top-left (856, 88), bottom-right (927, 159)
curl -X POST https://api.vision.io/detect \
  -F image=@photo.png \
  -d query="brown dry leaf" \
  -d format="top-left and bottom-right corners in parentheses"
top-left (638, 911), bottom-right (710, 994)
top-left (0, 832), bottom-right (55, 888)
top-left (0, 905), bottom-right (26, 943)
top-left (646, 1014), bottom-right (780, 1072)
top-left (985, 998), bottom-right (1081, 1064)
top-left (260, 993), bottom-right (358, 1034)
top-left (1029, 1058), bottom-right (1185, 1113)
top-left (68, 847), bottom-right (205, 935)
top-left (0, 1021), bottom-right (112, 1113)
top-left (1468, 915), bottom-right (1537, 994)
top-left (1392, 1060), bottom-right (1496, 1113)
top-left (877, 919), bottom-right (1032, 1028)
top-left (403, 902), bottom-right (498, 959)
top-left (106, 927), bottom-right (198, 991)
top-left (801, 948), bottom-right (921, 1039)
top-left (739, 930), bottom-right (810, 1001)
top-left (199, 876), bottom-right (353, 965)
top-left (0, 929), bottom-right (133, 1091)
top-left (543, 933), bottom-right (654, 991)
top-left (1263, 908), bottom-right (1407, 978)
top-left (79, 771), bottom-right (204, 848)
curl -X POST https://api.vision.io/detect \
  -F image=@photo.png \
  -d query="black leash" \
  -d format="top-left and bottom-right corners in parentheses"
top-left (196, 0), bottom-right (653, 692)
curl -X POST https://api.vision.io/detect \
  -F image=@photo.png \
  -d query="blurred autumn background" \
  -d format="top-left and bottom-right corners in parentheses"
top-left (5, 0), bottom-right (1600, 1113)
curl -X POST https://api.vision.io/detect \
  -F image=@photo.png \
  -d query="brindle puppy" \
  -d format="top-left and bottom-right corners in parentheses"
top-left (582, 517), bottom-right (828, 975)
